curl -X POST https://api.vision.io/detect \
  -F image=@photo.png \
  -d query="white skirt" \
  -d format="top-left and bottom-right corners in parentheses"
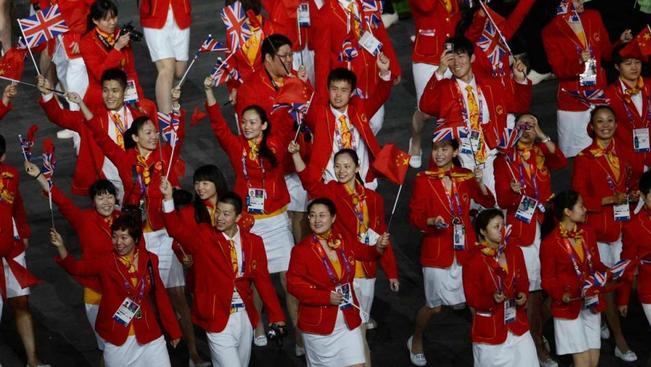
top-left (520, 223), bottom-right (542, 291)
top-left (423, 261), bottom-right (466, 308)
top-left (472, 331), bottom-right (538, 367)
top-left (597, 236), bottom-right (623, 268)
top-left (557, 109), bottom-right (592, 158)
top-left (303, 308), bottom-right (366, 367)
top-left (104, 335), bottom-right (171, 367)
top-left (251, 212), bottom-right (294, 273)
top-left (554, 308), bottom-right (601, 355)
top-left (3, 251), bottom-right (30, 298)
top-left (143, 229), bottom-right (185, 288)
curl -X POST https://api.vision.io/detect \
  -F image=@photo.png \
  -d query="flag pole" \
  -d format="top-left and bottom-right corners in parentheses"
top-left (478, 0), bottom-right (512, 55)
top-left (292, 91), bottom-right (315, 143)
top-left (176, 57), bottom-right (198, 89)
top-left (48, 185), bottom-right (55, 229)
top-left (164, 135), bottom-right (177, 181)
top-left (387, 183), bottom-right (403, 230)
top-left (17, 134), bottom-right (29, 161)
top-left (0, 76), bottom-right (64, 95)
top-left (18, 27), bottom-right (41, 75)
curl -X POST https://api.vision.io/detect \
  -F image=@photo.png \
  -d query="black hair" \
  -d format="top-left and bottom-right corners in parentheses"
top-left (242, 105), bottom-right (278, 167)
top-left (474, 208), bottom-right (504, 241)
top-left (192, 164), bottom-right (228, 224)
top-left (261, 34), bottom-right (292, 62)
top-left (333, 148), bottom-right (364, 183)
top-left (308, 197), bottom-right (337, 216)
top-left (172, 188), bottom-right (194, 210)
top-left (225, 0), bottom-right (262, 15)
top-left (541, 190), bottom-right (581, 239)
top-left (87, 0), bottom-right (118, 33)
top-left (589, 105), bottom-right (616, 124)
top-left (111, 214), bottom-right (142, 244)
top-left (89, 179), bottom-right (117, 201)
top-left (327, 68), bottom-right (357, 92)
top-left (455, 5), bottom-right (480, 40)
top-left (444, 35), bottom-right (474, 57)
top-left (515, 112), bottom-right (542, 124)
top-left (640, 171), bottom-right (651, 196)
top-left (0, 134), bottom-right (5, 157)
top-left (431, 138), bottom-right (462, 167)
top-left (219, 191), bottom-right (243, 215)
top-left (124, 116), bottom-right (154, 150)
top-left (101, 68), bottom-right (127, 90)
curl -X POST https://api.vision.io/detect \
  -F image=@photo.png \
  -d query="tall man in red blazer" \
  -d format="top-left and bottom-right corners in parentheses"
top-left (37, 69), bottom-right (157, 200)
top-left (303, 52), bottom-right (393, 191)
top-left (419, 36), bottom-right (532, 196)
top-left (141, 0), bottom-right (191, 114)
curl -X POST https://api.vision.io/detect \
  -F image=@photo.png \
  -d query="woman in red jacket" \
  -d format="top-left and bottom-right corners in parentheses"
top-left (81, 0), bottom-right (144, 109)
top-left (287, 197), bottom-right (389, 367)
top-left (618, 170), bottom-right (651, 328)
top-left (571, 105), bottom-right (638, 361)
top-left (540, 190), bottom-right (608, 367)
top-left (464, 209), bottom-right (536, 367)
top-left (406, 132), bottom-right (495, 367)
top-left (50, 215), bottom-right (181, 367)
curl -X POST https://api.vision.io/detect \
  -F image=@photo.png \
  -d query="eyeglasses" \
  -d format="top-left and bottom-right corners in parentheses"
top-left (275, 53), bottom-right (293, 61)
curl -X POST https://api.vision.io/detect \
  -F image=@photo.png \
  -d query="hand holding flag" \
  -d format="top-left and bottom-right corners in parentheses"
top-left (18, 124), bottom-right (38, 161)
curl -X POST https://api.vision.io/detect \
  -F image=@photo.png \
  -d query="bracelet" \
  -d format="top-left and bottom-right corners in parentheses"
top-left (540, 136), bottom-right (551, 143)
top-left (35, 171), bottom-right (42, 179)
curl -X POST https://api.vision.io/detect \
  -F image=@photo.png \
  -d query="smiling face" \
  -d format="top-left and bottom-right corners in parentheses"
top-left (215, 202), bottom-right (241, 233)
top-left (516, 114), bottom-right (537, 144)
top-left (431, 142), bottom-right (458, 168)
top-left (481, 215), bottom-right (504, 244)
top-left (194, 180), bottom-right (217, 201)
top-left (591, 108), bottom-right (617, 141)
top-left (450, 51), bottom-right (474, 80)
top-left (328, 80), bottom-right (353, 112)
top-left (112, 229), bottom-right (136, 256)
top-left (334, 152), bottom-right (359, 184)
top-left (241, 109), bottom-right (267, 141)
top-left (93, 12), bottom-right (118, 34)
top-left (132, 120), bottom-right (158, 152)
top-left (102, 79), bottom-right (125, 110)
top-left (93, 192), bottom-right (116, 217)
top-left (616, 58), bottom-right (642, 83)
top-left (308, 203), bottom-right (336, 235)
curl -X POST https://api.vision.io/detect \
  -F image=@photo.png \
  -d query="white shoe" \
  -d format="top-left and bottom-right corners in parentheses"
top-left (56, 129), bottom-right (74, 139)
top-left (527, 70), bottom-right (553, 85)
top-left (407, 336), bottom-right (427, 366)
top-left (614, 346), bottom-right (638, 362)
top-left (539, 356), bottom-right (559, 367)
top-left (410, 35), bottom-right (416, 43)
top-left (295, 344), bottom-right (306, 357)
top-left (366, 318), bottom-right (377, 330)
top-left (254, 334), bottom-right (268, 347)
top-left (600, 323), bottom-right (610, 339)
top-left (408, 138), bottom-right (422, 169)
top-left (381, 12), bottom-right (398, 29)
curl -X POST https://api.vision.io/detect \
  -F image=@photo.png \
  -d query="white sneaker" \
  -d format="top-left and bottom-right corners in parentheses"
top-left (295, 344), bottom-right (306, 357)
top-left (366, 318), bottom-right (378, 330)
top-left (381, 12), bottom-right (399, 29)
top-left (600, 323), bottom-right (610, 339)
top-left (56, 129), bottom-right (74, 139)
top-left (539, 356), bottom-right (559, 367)
top-left (407, 336), bottom-right (427, 366)
top-left (408, 138), bottom-right (422, 169)
top-left (527, 70), bottom-right (553, 85)
top-left (614, 346), bottom-right (638, 362)
top-left (254, 335), bottom-right (268, 347)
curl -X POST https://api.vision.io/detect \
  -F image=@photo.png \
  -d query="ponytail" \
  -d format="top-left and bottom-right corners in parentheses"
top-left (540, 190), bottom-right (580, 239)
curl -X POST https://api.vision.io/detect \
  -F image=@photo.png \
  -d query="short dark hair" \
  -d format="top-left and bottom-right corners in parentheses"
top-left (89, 179), bottom-right (117, 201)
top-left (261, 34), bottom-right (292, 62)
top-left (88, 0), bottom-right (118, 33)
top-left (474, 208), bottom-right (504, 240)
top-left (444, 36), bottom-right (474, 57)
top-left (111, 214), bottom-right (142, 244)
top-left (219, 191), bottom-right (243, 215)
top-left (193, 164), bottom-right (228, 224)
top-left (327, 68), bottom-right (357, 91)
top-left (308, 197), bottom-right (337, 216)
top-left (0, 134), bottom-right (5, 157)
top-left (640, 171), bottom-right (651, 196)
top-left (124, 116), bottom-right (153, 149)
top-left (101, 68), bottom-right (127, 90)
top-left (173, 188), bottom-right (194, 209)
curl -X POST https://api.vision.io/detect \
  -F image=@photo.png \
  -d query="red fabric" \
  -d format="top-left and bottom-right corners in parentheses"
top-left (261, 0), bottom-right (320, 52)
top-left (57, 0), bottom-right (93, 59)
top-left (312, 0), bottom-right (401, 102)
top-left (371, 144), bottom-right (410, 185)
top-left (419, 75), bottom-right (532, 150)
top-left (225, 17), bottom-right (273, 92)
top-left (207, 102), bottom-right (291, 215)
top-left (463, 245), bottom-right (529, 344)
top-left (80, 29), bottom-right (144, 110)
top-left (0, 101), bottom-right (11, 120)
top-left (287, 230), bottom-right (381, 334)
top-left (619, 26), bottom-right (651, 61)
top-left (493, 144), bottom-right (567, 245)
top-left (540, 224), bottom-right (608, 319)
top-left (408, 168), bottom-right (495, 268)
top-left (618, 209), bottom-right (651, 305)
top-left (296, 171), bottom-right (398, 279)
top-left (542, 10), bottom-right (615, 111)
top-left (140, 0), bottom-right (192, 29)
top-left (163, 209), bottom-right (285, 331)
top-left (39, 96), bottom-right (158, 196)
top-left (408, 0), bottom-right (461, 65)
top-left (571, 140), bottom-right (640, 243)
top-left (0, 164), bottom-right (30, 256)
top-left (0, 48), bottom-right (27, 81)
top-left (57, 250), bottom-right (182, 345)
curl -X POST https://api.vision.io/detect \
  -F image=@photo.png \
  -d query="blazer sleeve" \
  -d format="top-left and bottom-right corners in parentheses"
top-left (469, 177), bottom-right (496, 208)
top-left (363, 78), bottom-right (393, 118)
top-left (501, 0), bottom-right (535, 40)
top-left (540, 238), bottom-right (565, 302)
top-left (0, 100), bottom-right (11, 120)
top-left (493, 156), bottom-right (520, 210)
top-left (206, 102), bottom-right (243, 162)
top-left (542, 25), bottom-right (585, 79)
top-left (351, 238), bottom-right (382, 262)
top-left (418, 76), bottom-right (443, 117)
top-left (409, 175), bottom-right (436, 233)
top-left (12, 177), bottom-right (30, 240)
top-left (51, 185), bottom-right (84, 231)
top-left (287, 246), bottom-right (333, 306)
top-left (56, 255), bottom-right (103, 276)
top-left (80, 39), bottom-right (128, 83)
top-left (542, 143), bottom-right (568, 171)
top-left (462, 257), bottom-right (498, 311)
top-left (571, 154), bottom-right (602, 212)
top-left (252, 237), bottom-right (286, 324)
top-left (162, 210), bottom-right (202, 254)
top-left (149, 254), bottom-right (183, 340)
top-left (296, 168), bottom-right (330, 199)
top-left (39, 96), bottom-right (85, 131)
top-left (84, 115), bottom-right (132, 179)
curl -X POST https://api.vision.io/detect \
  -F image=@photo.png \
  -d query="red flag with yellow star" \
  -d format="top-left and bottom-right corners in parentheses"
top-left (620, 25), bottom-right (651, 61)
top-left (0, 47), bottom-right (27, 80)
top-left (372, 143), bottom-right (410, 185)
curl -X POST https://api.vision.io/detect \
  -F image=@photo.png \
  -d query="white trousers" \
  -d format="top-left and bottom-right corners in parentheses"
top-left (206, 310), bottom-right (253, 367)
top-left (369, 105), bottom-right (385, 135)
top-left (103, 335), bottom-right (171, 367)
top-left (597, 237), bottom-right (623, 267)
top-left (472, 331), bottom-right (538, 367)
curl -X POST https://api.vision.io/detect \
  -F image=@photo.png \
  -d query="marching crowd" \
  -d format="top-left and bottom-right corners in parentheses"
top-left (0, 0), bottom-right (651, 367)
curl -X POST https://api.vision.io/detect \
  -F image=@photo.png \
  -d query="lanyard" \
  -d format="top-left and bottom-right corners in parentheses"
top-left (312, 235), bottom-right (352, 285)
top-left (444, 178), bottom-right (463, 220)
top-left (618, 84), bottom-right (651, 128)
top-left (560, 236), bottom-right (593, 281)
top-left (114, 255), bottom-right (146, 303)
top-left (241, 147), bottom-right (266, 189)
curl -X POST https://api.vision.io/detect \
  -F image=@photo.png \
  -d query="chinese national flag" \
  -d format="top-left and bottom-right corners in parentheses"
top-left (620, 25), bottom-right (651, 61)
top-left (0, 48), bottom-right (27, 81)
top-left (372, 143), bottom-right (410, 185)
top-left (275, 77), bottom-right (313, 105)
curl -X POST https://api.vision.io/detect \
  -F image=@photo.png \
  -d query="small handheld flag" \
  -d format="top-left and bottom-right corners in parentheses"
top-left (18, 124), bottom-right (38, 161)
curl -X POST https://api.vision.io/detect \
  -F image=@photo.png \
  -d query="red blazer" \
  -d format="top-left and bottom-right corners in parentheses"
top-left (51, 185), bottom-right (119, 292)
top-left (605, 78), bottom-right (651, 171)
top-left (493, 144), bottom-right (567, 245)
top-left (207, 102), bottom-right (291, 215)
top-left (85, 113), bottom-right (185, 231)
top-left (419, 75), bottom-right (532, 150)
top-left (312, 0), bottom-right (401, 100)
top-left (140, 0), bottom-right (191, 29)
top-left (163, 209), bottom-right (285, 332)
top-left (57, 0), bottom-right (93, 59)
top-left (80, 29), bottom-right (144, 109)
top-left (302, 78), bottom-right (391, 185)
top-left (39, 96), bottom-right (157, 196)
top-left (463, 245), bottom-right (529, 344)
top-left (0, 101), bottom-right (10, 120)
top-left (287, 230), bottom-right (382, 334)
top-left (542, 10), bottom-right (614, 111)
top-left (57, 249), bottom-right (182, 346)
top-left (409, 167), bottom-right (496, 268)
top-left (225, 16), bottom-right (274, 91)
top-left (0, 164), bottom-right (29, 257)
top-left (409, 0), bottom-right (461, 65)
top-left (296, 171), bottom-right (398, 279)
top-left (572, 140), bottom-right (639, 243)
top-left (540, 224), bottom-right (607, 319)
top-left (618, 208), bottom-right (651, 305)
top-left (261, 0), bottom-right (320, 52)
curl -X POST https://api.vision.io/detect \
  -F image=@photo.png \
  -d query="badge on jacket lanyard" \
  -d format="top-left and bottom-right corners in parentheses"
top-left (113, 297), bottom-right (141, 327)
top-left (335, 283), bottom-right (353, 310)
top-left (453, 217), bottom-right (465, 251)
top-left (504, 298), bottom-right (516, 324)
top-left (124, 80), bottom-right (139, 104)
top-left (633, 128), bottom-right (650, 152)
top-left (298, 2), bottom-right (311, 27)
top-left (247, 188), bottom-right (265, 214)
top-left (515, 195), bottom-right (538, 223)
top-left (579, 52), bottom-right (597, 87)
top-left (359, 31), bottom-right (382, 57)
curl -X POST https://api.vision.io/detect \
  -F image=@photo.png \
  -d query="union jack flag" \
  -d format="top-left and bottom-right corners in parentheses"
top-left (211, 57), bottom-right (242, 86)
top-left (18, 5), bottom-right (69, 49)
top-left (557, 0), bottom-right (580, 22)
top-left (18, 124), bottom-right (38, 161)
top-left (158, 112), bottom-right (180, 148)
top-left (220, 1), bottom-right (252, 51)
top-left (41, 138), bottom-right (56, 185)
top-left (562, 88), bottom-right (610, 107)
top-left (273, 101), bottom-right (311, 127)
top-left (353, 87), bottom-right (366, 99)
top-left (432, 126), bottom-right (455, 142)
top-left (498, 223), bottom-right (512, 255)
top-left (199, 34), bottom-right (228, 53)
top-left (361, 0), bottom-right (382, 29)
top-left (497, 126), bottom-right (523, 150)
top-left (608, 259), bottom-right (631, 280)
top-left (338, 40), bottom-right (359, 62)
top-left (477, 17), bottom-right (508, 75)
